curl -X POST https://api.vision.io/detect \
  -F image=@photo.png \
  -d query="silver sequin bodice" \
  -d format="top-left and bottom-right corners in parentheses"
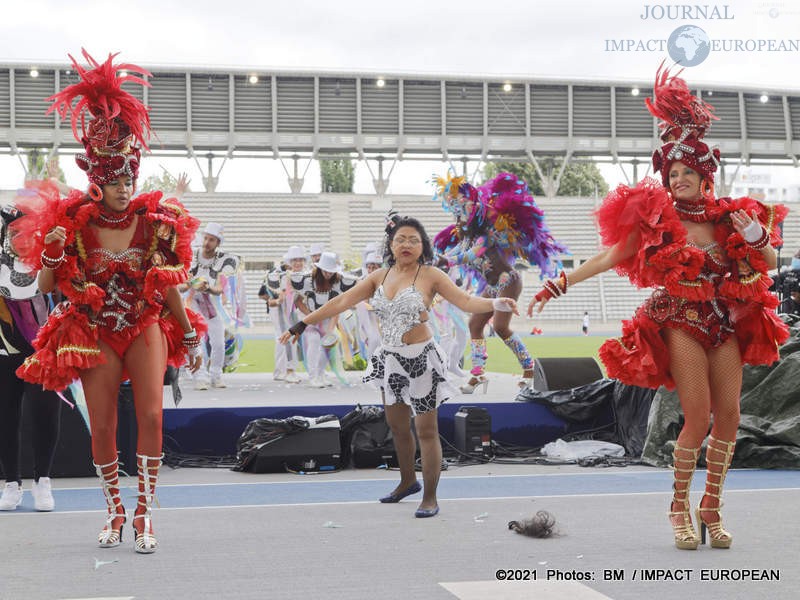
top-left (371, 285), bottom-right (427, 346)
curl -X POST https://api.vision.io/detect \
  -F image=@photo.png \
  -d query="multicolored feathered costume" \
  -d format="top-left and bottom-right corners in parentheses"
top-left (433, 172), bottom-right (567, 388)
top-left (432, 172), bottom-right (567, 291)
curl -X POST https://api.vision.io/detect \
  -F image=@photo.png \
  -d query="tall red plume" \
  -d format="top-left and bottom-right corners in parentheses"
top-left (45, 48), bottom-right (152, 150)
top-left (645, 60), bottom-right (717, 141)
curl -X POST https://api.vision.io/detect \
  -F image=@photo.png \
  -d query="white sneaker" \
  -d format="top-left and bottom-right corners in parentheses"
top-left (273, 373), bottom-right (286, 381)
top-left (31, 477), bottom-right (55, 511)
top-left (309, 377), bottom-right (327, 388)
top-left (194, 381), bottom-right (209, 391)
top-left (211, 378), bottom-right (227, 389)
top-left (0, 481), bottom-right (23, 511)
top-left (285, 372), bottom-right (301, 384)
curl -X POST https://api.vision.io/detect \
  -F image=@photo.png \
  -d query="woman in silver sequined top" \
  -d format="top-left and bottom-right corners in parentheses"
top-left (281, 215), bottom-right (517, 518)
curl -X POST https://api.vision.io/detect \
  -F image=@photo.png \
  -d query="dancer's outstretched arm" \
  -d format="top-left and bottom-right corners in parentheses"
top-left (528, 234), bottom-right (638, 316)
top-left (429, 266), bottom-right (517, 315)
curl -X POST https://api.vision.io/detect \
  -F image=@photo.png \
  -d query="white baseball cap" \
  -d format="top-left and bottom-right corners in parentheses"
top-left (364, 252), bottom-right (382, 265)
top-left (309, 242), bottom-right (325, 255)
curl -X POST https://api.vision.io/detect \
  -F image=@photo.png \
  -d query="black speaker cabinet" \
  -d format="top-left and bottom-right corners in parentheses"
top-left (533, 357), bottom-right (604, 391)
top-left (250, 417), bottom-right (342, 473)
top-left (454, 406), bottom-right (492, 457)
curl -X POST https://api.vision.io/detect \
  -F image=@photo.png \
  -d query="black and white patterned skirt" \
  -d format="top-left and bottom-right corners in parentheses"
top-left (362, 339), bottom-right (457, 415)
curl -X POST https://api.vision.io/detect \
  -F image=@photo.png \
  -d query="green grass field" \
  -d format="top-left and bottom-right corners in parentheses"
top-left (235, 335), bottom-right (610, 375)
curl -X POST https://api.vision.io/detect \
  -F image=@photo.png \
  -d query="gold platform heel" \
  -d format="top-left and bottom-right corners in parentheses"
top-left (696, 436), bottom-right (735, 549)
top-left (95, 458), bottom-right (126, 548)
top-left (668, 444), bottom-right (700, 550)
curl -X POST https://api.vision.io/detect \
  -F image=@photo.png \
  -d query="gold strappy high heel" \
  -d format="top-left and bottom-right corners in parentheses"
top-left (95, 458), bottom-right (126, 548)
top-left (668, 444), bottom-right (700, 550)
top-left (696, 436), bottom-right (735, 549)
top-left (134, 453), bottom-right (162, 554)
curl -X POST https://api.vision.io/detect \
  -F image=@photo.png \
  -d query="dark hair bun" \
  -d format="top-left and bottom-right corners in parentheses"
top-left (385, 210), bottom-right (400, 234)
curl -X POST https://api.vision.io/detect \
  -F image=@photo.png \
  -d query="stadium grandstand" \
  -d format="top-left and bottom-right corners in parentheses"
top-left (1, 62), bottom-right (798, 325)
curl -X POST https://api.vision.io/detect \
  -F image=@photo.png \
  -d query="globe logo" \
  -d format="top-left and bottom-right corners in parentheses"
top-left (668, 25), bottom-right (711, 67)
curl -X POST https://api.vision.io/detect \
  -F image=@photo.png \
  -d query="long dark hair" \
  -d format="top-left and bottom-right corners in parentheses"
top-left (312, 266), bottom-right (339, 291)
top-left (382, 214), bottom-right (434, 267)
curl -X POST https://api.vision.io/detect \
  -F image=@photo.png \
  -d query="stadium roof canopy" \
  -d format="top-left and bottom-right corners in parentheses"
top-left (1, 62), bottom-right (798, 191)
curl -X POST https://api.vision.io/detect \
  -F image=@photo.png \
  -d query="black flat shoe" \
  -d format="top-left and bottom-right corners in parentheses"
top-left (414, 506), bottom-right (440, 518)
top-left (379, 481), bottom-right (422, 503)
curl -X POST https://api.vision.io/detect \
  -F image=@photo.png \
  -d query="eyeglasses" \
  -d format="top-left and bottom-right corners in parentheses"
top-left (393, 237), bottom-right (422, 246)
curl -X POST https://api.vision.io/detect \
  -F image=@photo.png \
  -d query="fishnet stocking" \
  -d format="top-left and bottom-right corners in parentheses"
top-left (665, 329), bottom-right (742, 533)
top-left (664, 328), bottom-right (711, 448)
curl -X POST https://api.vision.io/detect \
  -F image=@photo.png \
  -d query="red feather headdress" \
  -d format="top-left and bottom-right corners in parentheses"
top-left (46, 49), bottom-right (152, 186)
top-left (645, 61), bottom-right (719, 187)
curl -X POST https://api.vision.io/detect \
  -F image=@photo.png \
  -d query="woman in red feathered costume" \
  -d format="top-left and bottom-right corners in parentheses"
top-left (10, 50), bottom-right (206, 555)
top-left (529, 63), bottom-right (789, 552)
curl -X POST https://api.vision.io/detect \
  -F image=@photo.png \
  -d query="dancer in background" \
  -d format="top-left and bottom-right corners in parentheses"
top-left (530, 64), bottom-right (789, 550)
top-left (292, 251), bottom-right (357, 387)
top-left (309, 243), bottom-right (325, 266)
top-left (281, 215), bottom-right (517, 518)
top-left (262, 245), bottom-right (305, 383)
top-left (0, 204), bottom-right (61, 512)
top-left (184, 222), bottom-right (244, 389)
top-left (12, 50), bottom-right (205, 553)
top-left (353, 251), bottom-right (383, 360)
top-left (433, 173), bottom-right (566, 392)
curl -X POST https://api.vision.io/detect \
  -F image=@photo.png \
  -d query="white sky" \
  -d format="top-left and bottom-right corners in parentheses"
top-left (1, 0), bottom-right (799, 193)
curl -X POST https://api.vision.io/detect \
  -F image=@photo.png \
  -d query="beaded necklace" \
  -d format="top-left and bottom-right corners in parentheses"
top-left (674, 200), bottom-right (710, 223)
top-left (96, 206), bottom-right (135, 229)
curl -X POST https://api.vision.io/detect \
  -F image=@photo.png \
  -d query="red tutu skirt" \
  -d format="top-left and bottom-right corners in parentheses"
top-left (17, 303), bottom-right (206, 392)
top-left (599, 288), bottom-right (785, 391)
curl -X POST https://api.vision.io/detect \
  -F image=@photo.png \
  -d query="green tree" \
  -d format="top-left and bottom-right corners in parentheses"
top-left (139, 170), bottom-right (179, 193)
top-left (558, 162), bottom-right (610, 197)
top-left (26, 148), bottom-right (46, 179)
top-left (485, 159), bottom-right (609, 197)
top-left (25, 150), bottom-right (66, 183)
top-left (320, 159), bottom-right (354, 193)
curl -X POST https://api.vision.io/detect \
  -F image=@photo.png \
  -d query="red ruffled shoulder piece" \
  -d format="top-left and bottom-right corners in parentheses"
top-left (718, 196), bottom-right (788, 243)
top-left (9, 184), bottom-right (88, 268)
top-left (10, 185), bottom-right (108, 310)
top-left (138, 192), bottom-right (201, 300)
top-left (16, 303), bottom-right (104, 391)
top-left (714, 196), bottom-right (788, 302)
top-left (595, 178), bottom-right (684, 288)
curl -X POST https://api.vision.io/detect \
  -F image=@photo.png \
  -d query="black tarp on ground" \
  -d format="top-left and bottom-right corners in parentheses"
top-left (233, 416), bottom-right (334, 472)
top-left (516, 380), bottom-right (656, 457)
top-left (339, 405), bottom-right (396, 468)
top-left (641, 318), bottom-right (800, 468)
